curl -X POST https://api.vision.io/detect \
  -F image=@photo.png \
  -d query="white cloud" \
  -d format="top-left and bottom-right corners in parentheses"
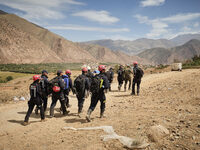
top-left (141, 0), bottom-right (165, 7)
top-left (0, 0), bottom-right (85, 21)
top-left (194, 22), bottom-right (199, 27)
top-left (161, 13), bottom-right (200, 23)
top-left (99, 34), bottom-right (136, 41)
top-left (72, 10), bottom-right (119, 24)
top-left (46, 24), bottom-right (129, 32)
top-left (134, 12), bottom-right (200, 38)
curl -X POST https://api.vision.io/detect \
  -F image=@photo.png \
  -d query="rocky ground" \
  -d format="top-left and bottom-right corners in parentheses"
top-left (0, 69), bottom-right (200, 150)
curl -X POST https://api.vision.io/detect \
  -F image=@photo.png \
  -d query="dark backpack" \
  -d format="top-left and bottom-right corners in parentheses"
top-left (135, 68), bottom-right (144, 79)
top-left (90, 75), bottom-right (102, 94)
top-left (49, 77), bottom-right (61, 93)
top-left (74, 75), bottom-right (86, 94)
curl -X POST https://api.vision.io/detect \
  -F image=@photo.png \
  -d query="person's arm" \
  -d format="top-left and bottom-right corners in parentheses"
top-left (103, 76), bottom-right (109, 89)
top-left (85, 77), bottom-right (90, 91)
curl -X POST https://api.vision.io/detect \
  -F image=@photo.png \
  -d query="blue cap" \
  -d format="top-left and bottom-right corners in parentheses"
top-left (42, 70), bottom-right (48, 74)
top-left (93, 70), bottom-right (100, 74)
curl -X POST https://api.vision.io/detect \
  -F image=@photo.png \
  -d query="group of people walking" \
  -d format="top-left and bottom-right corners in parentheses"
top-left (23, 62), bottom-right (144, 125)
top-left (117, 61), bottom-right (144, 95)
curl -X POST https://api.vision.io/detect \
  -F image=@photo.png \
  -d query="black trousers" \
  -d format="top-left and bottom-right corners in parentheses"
top-left (43, 96), bottom-right (48, 112)
top-left (132, 79), bottom-right (141, 94)
top-left (124, 79), bottom-right (131, 90)
top-left (76, 92), bottom-right (85, 112)
top-left (50, 93), bottom-right (66, 116)
top-left (89, 92), bottom-right (106, 113)
top-left (64, 90), bottom-right (70, 107)
top-left (24, 100), bottom-right (45, 122)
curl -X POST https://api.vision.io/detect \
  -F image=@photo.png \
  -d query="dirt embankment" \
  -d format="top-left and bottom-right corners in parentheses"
top-left (0, 69), bottom-right (200, 150)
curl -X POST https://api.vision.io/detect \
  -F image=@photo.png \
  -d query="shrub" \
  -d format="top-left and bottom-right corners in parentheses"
top-left (6, 76), bottom-right (13, 81)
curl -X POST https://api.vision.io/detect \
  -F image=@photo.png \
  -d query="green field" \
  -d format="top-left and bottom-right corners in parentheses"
top-left (0, 63), bottom-right (84, 74)
top-left (0, 72), bottom-right (31, 83)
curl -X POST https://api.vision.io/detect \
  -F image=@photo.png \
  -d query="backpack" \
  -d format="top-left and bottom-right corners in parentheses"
top-left (63, 75), bottom-right (69, 90)
top-left (134, 68), bottom-right (144, 79)
top-left (30, 82), bottom-right (37, 98)
top-left (90, 75), bottom-right (102, 94)
top-left (49, 77), bottom-right (61, 93)
top-left (74, 75), bottom-right (86, 94)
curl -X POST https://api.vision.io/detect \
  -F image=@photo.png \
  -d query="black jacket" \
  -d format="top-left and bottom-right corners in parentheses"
top-left (133, 67), bottom-right (144, 81)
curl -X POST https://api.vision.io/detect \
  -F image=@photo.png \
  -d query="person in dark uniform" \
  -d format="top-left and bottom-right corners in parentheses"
top-left (124, 65), bottom-right (132, 91)
top-left (35, 70), bottom-right (49, 115)
top-left (131, 61), bottom-right (144, 96)
top-left (23, 75), bottom-right (45, 125)
top-left (74, 67), bottom-right (90, 117)
top-left (117, 65), bottom-right (125, 91)
top-left (86, 65), bottom-right (109, 122)
top-left (106, 67), bottom-right (114, 91)
top-left (63, 69), bottom-right (74, 108)
top-left (49, 70), bottom-right (67, 117)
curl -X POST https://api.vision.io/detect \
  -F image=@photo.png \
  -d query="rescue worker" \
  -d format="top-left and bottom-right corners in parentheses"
top-left (74, 67), bottom-right (90, 117)
top-left (35, 70), bottom-right (49, 115)
top-left (131, 61), bottom-right (144, 96)
top-left (124, 65), bottom-right (132, 91)
top-left (23, 75), bottom-right (45, 125)
top-left (49, 70), bottom-right (67, 117)
top-left (86, 65), bottom-right (109, 122)
top-left (86, 66), bottom-right (93, 84)
top-left (117, 65), bottom-right (125, 91)
top-left (106, 67), bottom-right (114, 91)
top-left (62, 70), bottom-right (74, 111)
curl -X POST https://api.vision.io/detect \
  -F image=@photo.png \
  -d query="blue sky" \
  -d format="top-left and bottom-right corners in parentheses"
top-left (0, 0), bottom-right (200, 42)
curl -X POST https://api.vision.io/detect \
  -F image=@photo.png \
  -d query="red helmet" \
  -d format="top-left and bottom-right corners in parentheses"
top-left (133, 61), bottom-right (138, 65)
top-left (98, 65), bottom-right (106, 71)
top-left (65, 69), bottom-right (71, 75)
top-left (82, 67), bottom-right (88, 72)
top-left (33, 75), bottom-right (41, 81)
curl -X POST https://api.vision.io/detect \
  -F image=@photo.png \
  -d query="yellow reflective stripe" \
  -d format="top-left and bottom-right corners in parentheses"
top-left (100, 79), bottom-right (103, 88)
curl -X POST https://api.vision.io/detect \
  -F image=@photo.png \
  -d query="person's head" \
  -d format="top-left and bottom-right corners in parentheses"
top-left (133, 61), bottom-right (138, 67)
top-left (93, 70), bottom-right (100, 76)
top-left (109, 67), bottom-right (113, 71)
top-left (119, 65), bottom-right (124, 69)
top-left (65, 69), bottom-right (71, 77)
top-left (57, 70), bottom-right (63, 76)
top-left (33, 75), bottom-right (41, 82)
top-left (98, 65), bottom-right (106, 73)
top-left (42, 70), bottom-right (48, 76)
top-left (82, 67), bottom-right (88, 75)
top-left (87, 66), bottom-right (91, 71)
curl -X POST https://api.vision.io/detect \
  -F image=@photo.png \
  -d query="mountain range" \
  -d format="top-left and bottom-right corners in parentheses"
top-left (138, 39), bottom-right (200, 65)
top-left (83, 34), bottom-right (200, 55)
top-left (0, 10), bottom-right (137, 64)
top-left (0, 10), bottom-right (200, 65)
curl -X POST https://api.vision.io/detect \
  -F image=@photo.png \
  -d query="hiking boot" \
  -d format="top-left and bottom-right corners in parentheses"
top-left (131, 93), bottom-right (135, 95)
top-left (86, 109), bottom-right (92, 122)
top-left (49, 115), bottom-right (54, 118)
top-left (67, 104), bottom-right (72, 108)
top-left (100, 111), bottom-right (105, 118)
top-left (23, 121), bottom-right (29, 126)
top-left (63, 110), bottom-right (70, 116)
top-left (35, 108), bottom-right (39, 115)
top-left (41, 119), bottom-right (46, 122)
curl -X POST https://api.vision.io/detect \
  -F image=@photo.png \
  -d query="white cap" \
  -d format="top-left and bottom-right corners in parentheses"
top-left (87, 66), bottom-right (91, 70)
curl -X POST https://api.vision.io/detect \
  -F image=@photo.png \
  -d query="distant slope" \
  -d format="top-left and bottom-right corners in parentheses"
top-left (78, 43), bottom-right (150, 64)
top-left (138, 39), bottom-right (200, 65)
top-left (0, 12), bottom-right (94, 64)
top-left (170, 34), bottom-right (200, 46)
top-left (83, 38), bottom-right (176, 55)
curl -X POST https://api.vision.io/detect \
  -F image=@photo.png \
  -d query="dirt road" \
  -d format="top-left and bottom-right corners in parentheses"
top-left (0, 69), bottom-right (200, 150)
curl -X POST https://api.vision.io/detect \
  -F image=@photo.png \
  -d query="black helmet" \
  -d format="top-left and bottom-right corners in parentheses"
top-left (42, 70), bottom-right (48, 74)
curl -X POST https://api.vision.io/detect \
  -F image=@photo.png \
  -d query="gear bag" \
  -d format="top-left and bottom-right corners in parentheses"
top-left (63, 76), bottom-right (69, 90)
top-left (90, 75), bottom-right (104, 94)
top-left (49, 77), bottom-right (61, 93)
top-left (74, 75), bottom-right (85, 94)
